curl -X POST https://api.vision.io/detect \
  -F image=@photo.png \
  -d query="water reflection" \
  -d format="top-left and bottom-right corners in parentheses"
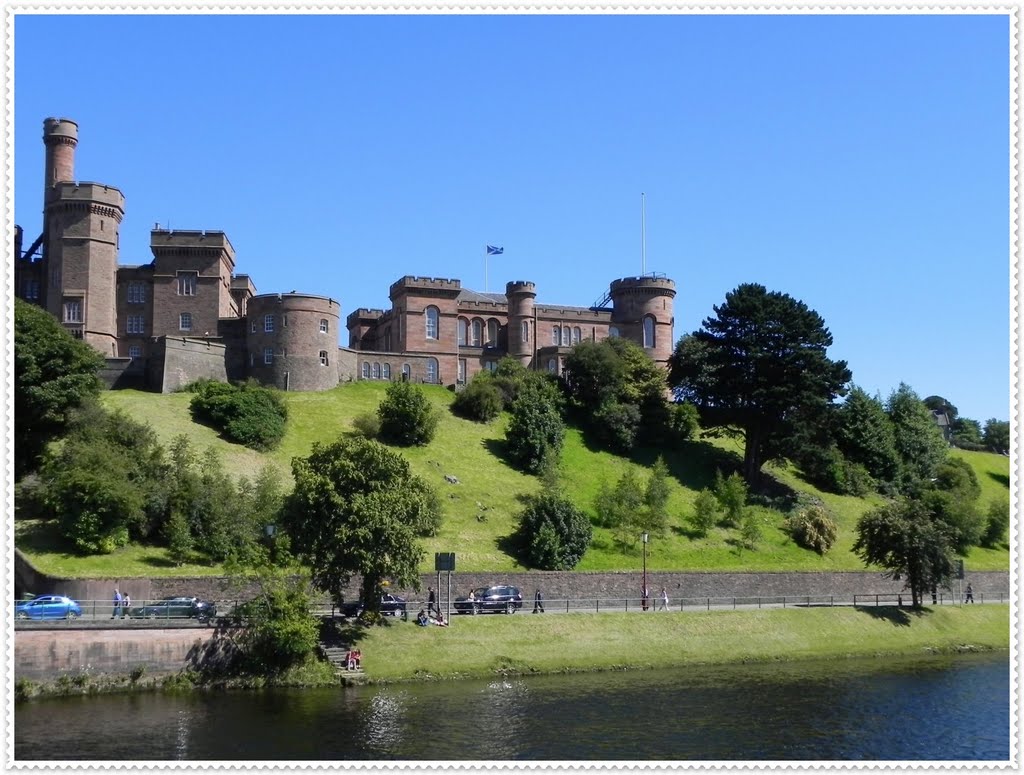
top-left (15, 652), bottom-right (1009, 761)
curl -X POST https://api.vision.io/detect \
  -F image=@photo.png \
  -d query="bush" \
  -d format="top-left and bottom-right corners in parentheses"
top-left (351, 411), bottom-right (380, 438)
top-left (668, 402), bottom-right (700, 443)
top-left (515, 493), bottom-right (592, 570)
top-left (689, 489), bottom-right (719, 537)
top-left (591, 400), bottom-right (641, 454)
top-left (784, 503), bottom-right (839, 555)
top-left (377, 380), bottom-right (439, 446)
top-left (235, 571), bottom-right (319, 675)
top-left (713, 470), bottom-right (748, 528)
top-left (189, 380), bottom-right (288, 450)
top-left (981, 499), bottom-right (1009, 548)
top-left (452, 375), bottom-right (504, 422)
top-left (505, 375), bottom-right (565, 474)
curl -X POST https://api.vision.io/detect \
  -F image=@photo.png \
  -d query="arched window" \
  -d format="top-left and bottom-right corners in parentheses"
top-left (471, 319), bottom-right (483, 347)
top-left (402, 363), bottom-right (411, 381)
top-left (372, 362), bottom-right (381, 379)
top-left (487, 319), bottom-right (498, 346)
top-left (643, 316), bottom-right (655, 348)
top-left (425, 307), bottom-right (440, 340)
top-left (383, 363), bottom-right (391, 380)
top-left (458, 317), bottom-right (468, 346)
top-left (426, 358), bottom-right (439, 383)
top-left (319, 350), bottom-right (329, 366)
top-left (361, 362), bottom-right (370, 379)
top-left (608, 326), bottom-right (620, 338)
top-left (521, 320), bottom-right (529, 343)
top-left (319, 318), bottom-right (329, 334)
top-left (547, 358), bottom-right (558, 374)
top-left (552, 326), bottom-right (560, 346)
top-left (572, 326), bottom-right (582, 345)
top-left (561, 326), bottom-right (570, 347)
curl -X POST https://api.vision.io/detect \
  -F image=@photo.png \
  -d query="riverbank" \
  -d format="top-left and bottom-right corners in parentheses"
top-left (355, 604), bottom-right (1010, 682)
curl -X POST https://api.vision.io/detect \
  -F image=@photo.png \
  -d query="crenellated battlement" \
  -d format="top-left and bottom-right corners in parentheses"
top-left (506, 280), bottom-right (537, 295)
top-left (150, 229), bottom-right (236, 260)
top-left (390, 275), bottom-right (462, 298)
top-left (52, 181), bottom-right (125, 211)
top-left (610, 275), bottom-right (677, 297)
top-left (347, 308), bottom-right (386, 326)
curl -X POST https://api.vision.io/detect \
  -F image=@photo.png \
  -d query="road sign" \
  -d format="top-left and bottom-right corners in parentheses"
top-left (955, 560), bottom-right (965, 580)
top-left (435, 552), bottom-right (455, 572)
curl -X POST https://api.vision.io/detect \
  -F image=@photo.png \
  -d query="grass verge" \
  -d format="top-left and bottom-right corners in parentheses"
top-left (355, 605), bottom-right (1009, 683)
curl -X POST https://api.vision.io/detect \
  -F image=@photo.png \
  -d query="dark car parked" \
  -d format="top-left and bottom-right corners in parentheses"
top-left (340, 594), bottom-right (407, 618)
top-left (454, 585), bottom-right (523, 615)
top-left (15, 595), bottom-right (82, 620)
top-left (130, 596), bottom-right (216, 622)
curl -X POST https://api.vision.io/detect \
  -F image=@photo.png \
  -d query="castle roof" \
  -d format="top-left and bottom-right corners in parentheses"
top-left (457, 288), bottom-right (507, 305)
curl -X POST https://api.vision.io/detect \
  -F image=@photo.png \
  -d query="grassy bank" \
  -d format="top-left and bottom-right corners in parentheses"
top-left (356, 605), bottom-right (1010, 682)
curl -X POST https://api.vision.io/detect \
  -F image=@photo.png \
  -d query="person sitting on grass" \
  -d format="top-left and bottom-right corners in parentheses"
top-left (432, 611), bottom-right (448, 627)
top-left (416, 608), bottom-right (430, 627)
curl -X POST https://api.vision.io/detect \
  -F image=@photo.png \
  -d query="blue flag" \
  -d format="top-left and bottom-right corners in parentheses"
top-left (486, 245), bottom-right (504, 255)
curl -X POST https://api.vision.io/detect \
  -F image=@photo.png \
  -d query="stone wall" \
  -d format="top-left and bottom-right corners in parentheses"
top-left (153, 336), bottom-right (229, 392)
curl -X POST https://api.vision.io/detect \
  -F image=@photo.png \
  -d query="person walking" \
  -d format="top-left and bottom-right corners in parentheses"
top-left (965, 583), bottom-right (974, 604)
top-left (659, 587), bottom-right (669, 611)
top-left (111, 588), bottom-right (122, 619)
top-left (533, 589), bottom-right (545, 614)
top-left (427, 586), bottom-right (437, 616)
top-left (122, 592), bottom-right (131, 619)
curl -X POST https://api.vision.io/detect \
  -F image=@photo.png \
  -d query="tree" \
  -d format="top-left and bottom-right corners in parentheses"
top-left (452, 373), bottom-right (504, 422)
top-left (950, 417), bottom-right (984, 449)
top-left (923, 395), bottom-right (958, 422)
top-left (669, 284), bottom-right (851, 484)
top-left (921, 458), bottom-right (984, 553)
top-left (983, 419), bottom-right (1010, 454)
top-left (505, 374), bottom-right (565, 474)
top-left (641, 456), bottom-right (672, 537)
top-left (835, 386), bottom-right (901, 487)
top-left (377, 380), bottom-right (439, 446)
top-left (853, 498), bottom-right (956, 607)
top-left (514, 493), bottom-right (592, 570)
top-left (713, 470), bottom-right (748, 528)
top-left (594, 468), bottom-right (646, 547)
top-left (283, 436), bottom-right (439, 616)
top-left (688, 489), bottom-right (719, 537)
top-left (887, 383), bottom-right (948, 489)
top-left (981, 499), bottom-right (1009, 548)
top-left (14, 298), bottom-right (104, 477)
top-left (188, 379), bottom-right (288, 451)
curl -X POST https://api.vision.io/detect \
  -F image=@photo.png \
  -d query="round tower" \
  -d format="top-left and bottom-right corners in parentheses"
top-left (246, 293), bottom-right (341, 391)
top-left (43, 117), bottom-right (78, 203)
top-left (609, 276), bottom-right (676, 364)
top-left (505, 281), bottom-right (536, 366)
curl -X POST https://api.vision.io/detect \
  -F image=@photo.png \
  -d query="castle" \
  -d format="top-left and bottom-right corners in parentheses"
top-left (14, 118), bottom-right (676, 392)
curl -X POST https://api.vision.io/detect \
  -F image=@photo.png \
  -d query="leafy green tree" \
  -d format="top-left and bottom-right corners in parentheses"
top-left (14, 298), bottom-right (104, 478)
top-left (668, 402), bottom-right (701, 444)
top-left (920, 458), bottom-right (983, 553)
top-left (591, 400), bottom-right (642, 453)
top-left (887, 383), bottom-right (948, 489)
top-left (283, 436), bottom-right (439, 616)
top-left (688, 489), bottom-right (719, 537)
top-left (853, 498), bottom-right (956, 607)
top-left (515, 493), bottom-right (592, 570)
top-left (950, 417), bottom-right (984, 449)
top-left (594, 468), bottom-right (646, 547)
top-left (981, 499), bottom-right (1009, 548)
top-left (669, 284), bottom-right (851, 484)
top-left (923, 395), bottom-right (958, 421)
top-left (983, 419), bottom-right (1010, 454)
top-left (491, 357), bottom-right (531, 405)
top-left (377, 380), bottom-right (439, 446)
top-left (738, 511), bottom-right (762, 551)
top-left (641, 456), bottom-right (672, 537)
top-left (505, 374), bottom-right (565, 474)
top-left (713, 470), bottom-right (748, 528)
top-left (452, 373), bottom-right (504, 422)
top-left (835, 386), bottom-right (901, 487)
top-left (164, 509), bottom-right (194, 566)
top-left (561, 340), bottom-right (624, 410)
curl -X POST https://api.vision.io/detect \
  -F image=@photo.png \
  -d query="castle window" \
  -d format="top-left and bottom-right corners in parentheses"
top-left (402, 363), bottom-right (411, 381)
top-left (547, 358), bottom-right (558, 374)
top-left (643, 316), bottom-right (655, 348)
top-left (458, 359), bottom-right (467, 384)
top-left (552, 326), bottom-right (560, 346)
top-left (426, 358), bottom-right (439, 383)
top-left (319, 350), bottom-right (329, 366)
top-left (572, 326), bottom-right (582, 345)
top-left (179, 313), bottom-right (192, 332)
top-left (425, 307), bottom-right (440, 340)
top-left (561, 326), bottom-right (570, 347)
top-left (283, 315), bottom-right (288, 328)
top-left (23, 280), bottom-right (40, 300)
top-left (264, 314), bottom-right (274, 333)
top-left (264, 347), bottom-right (274, 365)
top-left (127, 315), bottom-right (145, 335)
top-left (383, 363), bottom-right (391, 379)
top-left (127, 282), bottom-right (146, 304)
top-left (361, 362), bottom-right (370, 379)
top-left (484, 361), bottom-right (497, 373)
top-left (487, 319), bottom-right (498, 346)
top-left (372, 362), bottom-right (381, 379)
top-left (471, 319), bottom-right (482, 347)
top-left (251, 321), bottom-right (257, 333)
top-left (521, 321), bottom-right (529, 343)
top-left (63, 300), bottom-right (82, 323)
top-left (608, 326), bottom-right (620, 338)
top-left (458, 318), bottom-right (468, 346)
top-left (128, 345), bottom-right (142, 360)
top-left (177, 271), bottom-right (198, 296)
top-left (320, 318), bottom-right (329, 334)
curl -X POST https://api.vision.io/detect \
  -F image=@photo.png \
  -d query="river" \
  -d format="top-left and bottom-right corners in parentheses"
top-left (15, 652), bottom-right (1009, 761)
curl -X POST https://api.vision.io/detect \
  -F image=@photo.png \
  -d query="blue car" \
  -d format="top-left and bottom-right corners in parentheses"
top-left (15, 595), bottom-right (82, 620)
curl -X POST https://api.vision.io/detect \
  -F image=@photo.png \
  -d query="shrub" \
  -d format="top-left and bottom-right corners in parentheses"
top-left (668, 402), bottom-right (700, 443)
top-left (713, 470), bottom-right (748, 528)
top-left (377, 380), bottom-right (439, 446)
top-left (689, 489), bottom-right (719, 537)
top-left (981, 499), bottom-right (1009, 548)
top-left (505, 375), bottom-right (565, 474)
top-left (189, 380), bottom-right (288, 450)
top-left (235, 570), bottom-right (319, 674)
top-left (351, 411), bottom-right (380, 438)
top-left (515, 493), bottom-right (592, 570)
top-left (739, 511), bottom-right (762, 551)
top-left (591, 400), bottom-right (641, 454)
top-left (784, 503), bottom-right (839, 555)
top-left (452, 375), bottom-right (504, 422)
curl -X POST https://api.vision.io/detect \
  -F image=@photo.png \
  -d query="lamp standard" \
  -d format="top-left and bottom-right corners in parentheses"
top-left (642, 532), bottom-right (649, 611)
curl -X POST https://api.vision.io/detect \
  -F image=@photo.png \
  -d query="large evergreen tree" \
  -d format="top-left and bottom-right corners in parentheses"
top-left (505, 374), bottom-right (566, 474)
top-left (668, 284), bottom-right (851, 484)
top-left (886, 383), bottom-right (949, 489)
top-left (835, 386), bottom-right (901, 486)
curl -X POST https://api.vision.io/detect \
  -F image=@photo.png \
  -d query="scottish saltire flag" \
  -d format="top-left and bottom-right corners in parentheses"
top-left (486, 245), bottom-right (504, 255)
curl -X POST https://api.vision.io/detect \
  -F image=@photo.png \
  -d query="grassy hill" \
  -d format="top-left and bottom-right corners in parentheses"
top-left (15, 382), bottom-right (1011, 578)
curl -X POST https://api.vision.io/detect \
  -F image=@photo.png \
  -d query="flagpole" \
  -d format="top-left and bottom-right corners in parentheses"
top-left (641, 192), bottom-right (646, 276)
top-left (484, 245), bottom-right (488, 293)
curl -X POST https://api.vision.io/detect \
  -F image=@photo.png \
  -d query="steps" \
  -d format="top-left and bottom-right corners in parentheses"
top-left (321, 645), bottom-right (363, 676)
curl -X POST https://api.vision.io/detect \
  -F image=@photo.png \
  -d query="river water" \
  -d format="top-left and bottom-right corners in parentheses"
top-left (15, 652), bottom-right (1009, 761)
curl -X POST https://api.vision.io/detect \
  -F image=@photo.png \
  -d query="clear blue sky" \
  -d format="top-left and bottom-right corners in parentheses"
top-left (12, 12), bottom-right (1011, 424)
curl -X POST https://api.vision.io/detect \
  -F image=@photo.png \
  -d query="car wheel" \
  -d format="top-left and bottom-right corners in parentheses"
top-left (148, 612), bottom-right (157, 620)
top-left (67, 610), bottom-right (80, 619)
top-left (505, 602), bottom-right (516, 615)
top-left (16, 611), bottom-right (29, 620)
top-left (472, 604), bottom-right (479, 616)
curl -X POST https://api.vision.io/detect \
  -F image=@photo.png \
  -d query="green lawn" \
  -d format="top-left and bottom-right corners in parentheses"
top-left (15, 383), bottom-right (1010, 578)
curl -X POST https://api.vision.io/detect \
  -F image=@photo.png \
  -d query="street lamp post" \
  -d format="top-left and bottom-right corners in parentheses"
top-left (642, 532), bottom-right (649, 611)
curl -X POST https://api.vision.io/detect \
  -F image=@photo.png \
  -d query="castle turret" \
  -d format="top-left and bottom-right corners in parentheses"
top-left (43, 117), bottom-right (78, 203)
top-left (609, 275), bottom-right (676, 364)
top-left (506, 281), bottom-right (537, 367)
